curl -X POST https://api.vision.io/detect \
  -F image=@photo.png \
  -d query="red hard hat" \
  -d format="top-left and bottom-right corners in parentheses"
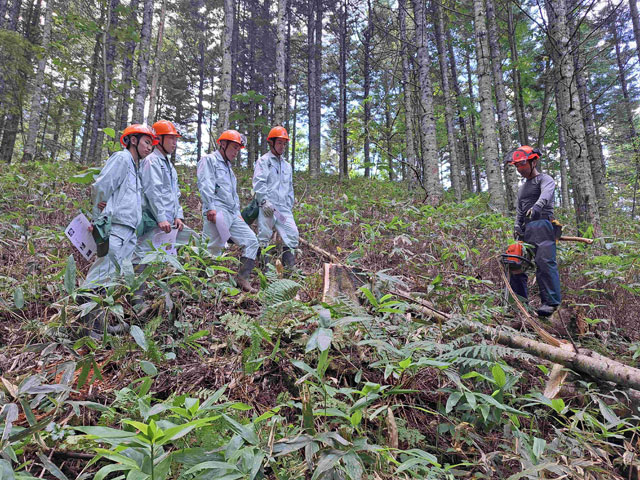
top-left (267, 126), bottom-right (289, 142)
top-left (217, 130), bottom-right (246, 148)
top-left (152, 120), bottom-right (182, 137)
top-left (120, 124), bottom-right (159, 147)
top-left (505, 145), bottom-right (541, 165)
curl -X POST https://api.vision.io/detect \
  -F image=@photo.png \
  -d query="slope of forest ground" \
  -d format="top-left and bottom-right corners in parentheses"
top-left (1, 160), bottom-right (640, 479)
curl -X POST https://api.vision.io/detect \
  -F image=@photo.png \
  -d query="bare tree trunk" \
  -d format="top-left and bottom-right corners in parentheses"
top-left (22, 0), bottom-right (53, 162)
top-left (0, 0), bottom-right (7, 28)
top-left (116, 0), bottom-right (139, 132)
top-left (571, 18), bottom-right (607, 216)
top-left (557, 114), bottom-right (570, 210)
top-left (546, 0), bottom-right (600, 235)
top-left (305, 0), bottom-right (322, 176)
top-left (50, 77), bottom-right (67, 161)
top-left (132, 0), bottom-right (153, 123)
top-left (81, 37), bottom-right (100, 164)
top-left (196, 36), bottom-right (205, 161)
top-left (536, 58), bottom-right (552, 147)
top-left (399, 0), bottom-right (418, 186)
top-left (465, 53), bottom-right (482, 193)
top-left (412, 0), bottom-right (442, 204)
top-left (433, 0), bottom-right (461, 200)
top-left (307, 0), bottom-right (317, 175)
top-left (473, 0), bottom-right (505, 211)
top-left (218, 0), bottom-right (232, 133)
top-left (291, 83), bottom-right (298, 172)
top-left (611, 17), bottom-right (640, 218)
top-left (445, 25), bottom-right (473, 193)
top-left (507, 6), bottom-right (528, 145)
top-left (338, 0), bottom-right (348, 179)
top-left (630, 0), bottom-right (640, 69)
top-left (362, 0), bottom-right (372, 178)
top-left (485, 0), bottom-right (517, 210)
top-left (147, 0), bottom-right (165, 123)
top-left (273, 0), bottom-right (287, 125)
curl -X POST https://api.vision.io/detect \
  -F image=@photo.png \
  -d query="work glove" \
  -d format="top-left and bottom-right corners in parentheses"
top-left (526, 204), bottom-right (542, 221)
top-left (261, 200), bottom-right (274, 218)
top-left (514, 227), bottom-right (524, 241)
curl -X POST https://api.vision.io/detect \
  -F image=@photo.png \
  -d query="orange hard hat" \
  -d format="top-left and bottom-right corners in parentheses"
top-left (152, 120), bottom-right (182, 137)
top-left (505, 145), bottom-right (541, 165)
top-left (217, 130), bottom-right (246, 148)
top-left (120, 124), bottom-right (159, 147)
top-left (267, 126), bottom-right (289, 142)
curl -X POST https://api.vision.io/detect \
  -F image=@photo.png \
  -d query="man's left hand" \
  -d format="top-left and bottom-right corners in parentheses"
top-left (174, 218), bottom-right (184, 231)
top-left (526, 205), bottom-right (542, 220)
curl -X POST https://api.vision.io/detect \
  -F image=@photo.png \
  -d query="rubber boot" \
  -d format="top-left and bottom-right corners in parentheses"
top-left (282, 247), bottom-right (295, 270)
top-left (537, 304), bottom-right (558, 317)
top-left (236, 257), bottom-right (258, 293)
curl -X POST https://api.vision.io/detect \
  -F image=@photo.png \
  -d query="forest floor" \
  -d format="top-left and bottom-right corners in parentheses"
top-left (1, 160), bottom-right (640, 479)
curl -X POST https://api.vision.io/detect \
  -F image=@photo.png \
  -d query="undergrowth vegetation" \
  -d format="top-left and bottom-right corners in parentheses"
top-left (1, 161), bottom-right (639, 479)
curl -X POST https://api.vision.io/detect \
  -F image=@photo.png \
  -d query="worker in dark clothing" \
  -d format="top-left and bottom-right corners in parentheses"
top-left (506, 146), bottom-right (561, 317)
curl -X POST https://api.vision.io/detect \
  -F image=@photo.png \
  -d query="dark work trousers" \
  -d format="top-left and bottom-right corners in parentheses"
top-left (509, 219), bottom-right (562, 306)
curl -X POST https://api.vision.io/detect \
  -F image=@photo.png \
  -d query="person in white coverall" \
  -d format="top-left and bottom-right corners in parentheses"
top-left (134, 120), bottom-right (195, 263)
top-left (252, 126), bottom-right (299, 269)
top-left (197, 129), bottom-right (259, 293)
top-left (82, 124), bottom-right (158, 288)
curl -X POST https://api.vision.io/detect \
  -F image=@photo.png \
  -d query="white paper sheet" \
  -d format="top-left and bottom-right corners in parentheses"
top-left (216, 214), bottom-right (231, 243)
top-left (152, 228), bottom-right (179, 256)
top-left (65, 213), bottom-right (97, 261)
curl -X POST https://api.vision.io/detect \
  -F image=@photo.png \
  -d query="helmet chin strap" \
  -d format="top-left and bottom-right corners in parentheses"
top-left (220, 141), bottom-right (232, 162)
top-left (158, 136), bottom-right (168, 156)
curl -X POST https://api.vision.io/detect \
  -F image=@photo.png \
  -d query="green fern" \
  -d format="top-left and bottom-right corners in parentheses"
top-left (437, 344), bottom-right (535, 370)
top-left (260, 279), bottom-right (301, 305)
top-left (220, 312), bottom-right (253, 340)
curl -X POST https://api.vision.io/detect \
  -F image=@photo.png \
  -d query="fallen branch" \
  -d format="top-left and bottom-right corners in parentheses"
top-left (408, 302), bottom-right (640, 392)
top-left (559, 236), bottom-right (594, 244)
top-left (299, 237), bottom-right (342, 264)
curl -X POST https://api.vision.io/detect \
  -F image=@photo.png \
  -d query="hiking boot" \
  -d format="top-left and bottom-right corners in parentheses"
top-left (236, 256), bottom-right (257, 293)
top-left (537, 304), bottom-right (558, 317)
top-left (282, 247), bottom-right (295, 270)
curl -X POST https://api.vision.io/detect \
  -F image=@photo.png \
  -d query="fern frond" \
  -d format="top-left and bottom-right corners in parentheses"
top-left (260, 279), bottom-right (301, 305)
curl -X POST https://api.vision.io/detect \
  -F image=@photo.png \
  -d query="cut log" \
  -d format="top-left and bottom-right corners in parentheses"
top-left (408, 302), bottom-right (640, 392)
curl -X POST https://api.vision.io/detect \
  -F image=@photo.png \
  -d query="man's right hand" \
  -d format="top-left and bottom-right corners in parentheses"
top-left (98, 201), bottom-right (106, 211)
top-left (514, 228), bottom-right (524, 241)
top-left (157, 220), bottom-right (172, 233)
top-left (262, 201), bottom-right (274, 217)
top-left (206, 209), bottom-right (217, 223)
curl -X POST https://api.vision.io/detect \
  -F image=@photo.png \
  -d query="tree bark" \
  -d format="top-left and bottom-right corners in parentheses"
top-left (362, 0), bottom-right (372, 178)
top-left (338, 0), bottom-right (348, 179)
top-left (630, 0), bottom-right (640, 69)
top-left (217, 0), bottom-right (232, 133)
top-left (546, 0), bottom-right (600, 235)
top-left (196, 35), bottom-right (205, 161)
top-left (571, 17), bottom-right (607, 216)
top-left (412, 0), bottom-right (441, 204)
top-left (433, 0), bottom-right (461, 200)
top-left (132, 0), bottom-right (153, 123)
top-left (611, 16), bottom-right (640, 218)
top-left (307, 0), bottom-right (322, 176)
top-left (0, 0), bottom-right (7, 28)
top-left (273, 0), bottom-right (287, 125)
top-left (445, 24), bottom-right (473, 193)
top-left (147, 0), bottom-right (165, 123)
top-left (466, 53), bottom-right (482, 193)
top-left (507, 6), bottom-right (528, 145)
top-left (399, 0), bottom-right (418, 186)
top-left (22, 0), bottom-right (53, 162)
top-left (536, 58), bottom-right (552, 147)
top-left (116, 0), bottom-right (139, 132)
top-left (473, 0), bottom-right (506, 211)
top-left (485, 0), bottom-right (517, 210)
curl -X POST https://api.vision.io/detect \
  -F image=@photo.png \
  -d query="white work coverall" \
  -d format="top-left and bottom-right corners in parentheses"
top-left (134, 148), bottom-right (195, 261)
top-left (83, 150), bottom-right (142, 287)
top-left (252, 151), bottom-right (299, 249)
top-left (197, 150), bottom-right (258, 259)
